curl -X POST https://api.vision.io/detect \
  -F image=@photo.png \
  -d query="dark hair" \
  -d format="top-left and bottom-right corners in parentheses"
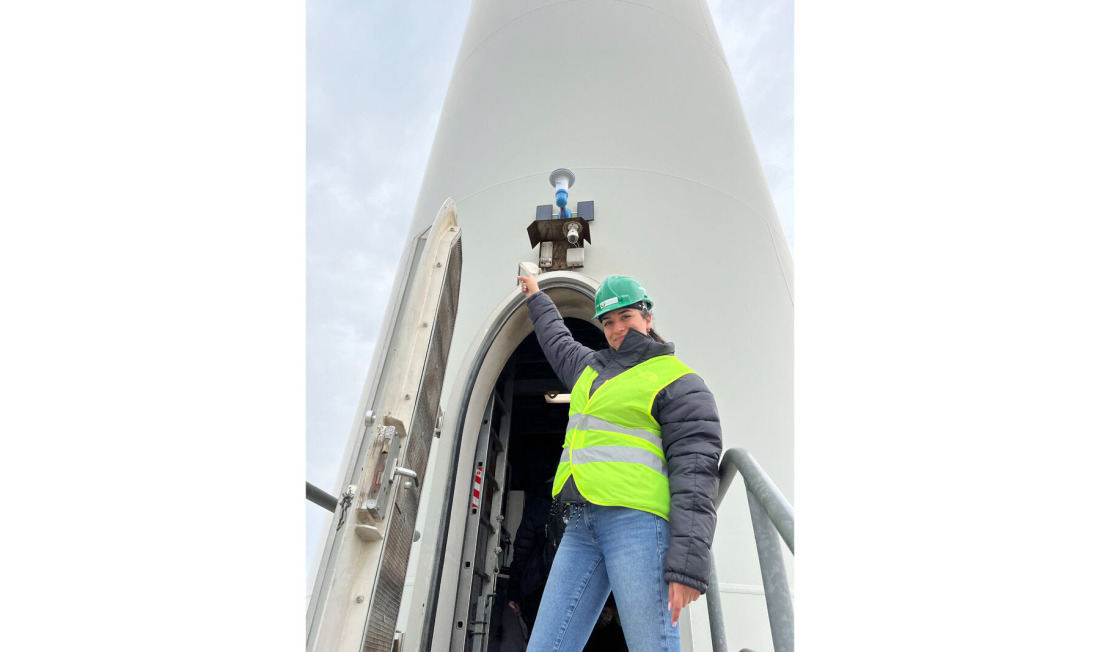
top-left (640, 306), bottom-right (666, 343)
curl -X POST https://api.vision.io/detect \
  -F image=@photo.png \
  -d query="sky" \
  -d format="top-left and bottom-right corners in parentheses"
top-left (305, 0), bottom-right (794, 594)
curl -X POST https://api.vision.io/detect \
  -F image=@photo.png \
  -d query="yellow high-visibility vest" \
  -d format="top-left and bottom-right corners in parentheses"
top-left (553, 355), bottom-right (695, 520)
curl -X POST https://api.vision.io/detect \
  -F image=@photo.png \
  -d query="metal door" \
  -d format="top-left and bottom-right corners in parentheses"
top-left (307, 200), bottom-right (462, 652)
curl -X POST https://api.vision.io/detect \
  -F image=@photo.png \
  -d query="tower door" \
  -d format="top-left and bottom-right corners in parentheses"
top-left (307, 200), bottom-right (462, 652)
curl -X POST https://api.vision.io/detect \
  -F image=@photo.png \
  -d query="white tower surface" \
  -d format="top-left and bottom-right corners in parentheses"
top-left (308, 2), bottom-right (792, 651)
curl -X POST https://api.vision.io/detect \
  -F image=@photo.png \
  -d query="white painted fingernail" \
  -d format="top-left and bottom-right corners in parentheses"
top-left (667, 602), bottom-right (671, 610)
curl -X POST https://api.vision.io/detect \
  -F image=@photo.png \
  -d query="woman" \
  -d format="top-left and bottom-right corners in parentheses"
top-left (517, 273), bottom-right (723, 652)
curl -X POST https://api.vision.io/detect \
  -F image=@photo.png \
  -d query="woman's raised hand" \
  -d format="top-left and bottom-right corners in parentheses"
top-left (517, 274), bottom-right (540, 298)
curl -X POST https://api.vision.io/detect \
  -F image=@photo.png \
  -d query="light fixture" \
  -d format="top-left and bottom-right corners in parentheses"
top-left (544, 391), bottom-right (571, 404)
top-left (526, 167), bottom-right (593, 271)
top-left (549, 168), bottom-right (575, 218)
top-left (564, 221), bottom-right (581, 244)
top-left (549, 168), bottom-right (575, 191)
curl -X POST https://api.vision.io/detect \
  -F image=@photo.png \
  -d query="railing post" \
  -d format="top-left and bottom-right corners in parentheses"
top-left (707, 551), bottom-right (729, 652)
top-left (708, 457), bottom-right (740, 652)
top-left (746, 491), bottom-right (794, 652)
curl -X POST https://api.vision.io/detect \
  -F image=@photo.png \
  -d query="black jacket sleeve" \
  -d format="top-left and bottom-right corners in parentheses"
top-left (526, 291), bottom-right (596, 388)
top-left (653, 373), bottom-right (723, 593)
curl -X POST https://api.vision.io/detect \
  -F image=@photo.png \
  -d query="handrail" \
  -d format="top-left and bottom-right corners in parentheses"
top-left (720, 449), bottom-right (794, 553)
top-left (307, 481), bottom-right (338, 513)
top-left (709, 448), bottom-right (794, 652)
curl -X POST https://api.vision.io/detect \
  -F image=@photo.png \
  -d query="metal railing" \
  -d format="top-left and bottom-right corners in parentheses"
top-left (708, 448), bottom-right (794, 652)
top-left (307, 481), bottom-right (338, 513)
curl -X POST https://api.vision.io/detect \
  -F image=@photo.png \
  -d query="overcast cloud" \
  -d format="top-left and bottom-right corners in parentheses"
top-left (306, 0), bottom-right (793, 595)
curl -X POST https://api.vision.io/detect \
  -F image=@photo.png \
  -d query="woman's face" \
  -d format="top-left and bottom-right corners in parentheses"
top-left (600, 307), bottom-right (652, 350)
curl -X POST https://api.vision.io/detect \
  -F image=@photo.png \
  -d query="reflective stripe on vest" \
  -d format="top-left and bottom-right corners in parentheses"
top-left (558, 445), bottom-right (667, 476)
top-left (553, 354), bottom-right (694, 520)
top-left (564, 413), bottom-right (664, 449)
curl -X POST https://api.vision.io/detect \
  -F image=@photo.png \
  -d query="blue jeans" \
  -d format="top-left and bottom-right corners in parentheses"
top-left (527, 504), bottom-right (680, 652)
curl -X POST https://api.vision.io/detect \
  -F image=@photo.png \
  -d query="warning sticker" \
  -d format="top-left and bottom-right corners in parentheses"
top-left (471, 467), bottom-right (483, 509)
top-left (599, 296), bottom-right (619, 309)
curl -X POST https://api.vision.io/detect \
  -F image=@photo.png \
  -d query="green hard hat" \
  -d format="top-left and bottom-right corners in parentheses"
top-left (593, 275), bottom-right (653, 319)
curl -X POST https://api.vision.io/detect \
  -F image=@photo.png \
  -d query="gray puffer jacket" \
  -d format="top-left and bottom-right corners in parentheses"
top-left (526, 291), bottom-right (723, 593)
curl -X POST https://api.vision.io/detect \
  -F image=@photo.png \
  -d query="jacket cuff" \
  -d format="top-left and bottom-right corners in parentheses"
top-left (664, 570), bottom-right (708, 595)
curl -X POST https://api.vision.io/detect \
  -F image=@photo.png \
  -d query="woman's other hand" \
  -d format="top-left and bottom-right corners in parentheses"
top-left (517, 274), bottom-right (540, 297)
top-left (668, 581), bottom-right (701, 627)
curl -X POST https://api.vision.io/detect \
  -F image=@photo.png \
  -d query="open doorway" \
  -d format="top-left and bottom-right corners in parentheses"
top-left (506, 316), bottom-right (607, 492)
top-left (453, 315), bottom-right (607, 652)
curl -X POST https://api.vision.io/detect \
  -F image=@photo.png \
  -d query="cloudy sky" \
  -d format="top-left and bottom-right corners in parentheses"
top-left (305, 0), bottom-right (792, 592)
